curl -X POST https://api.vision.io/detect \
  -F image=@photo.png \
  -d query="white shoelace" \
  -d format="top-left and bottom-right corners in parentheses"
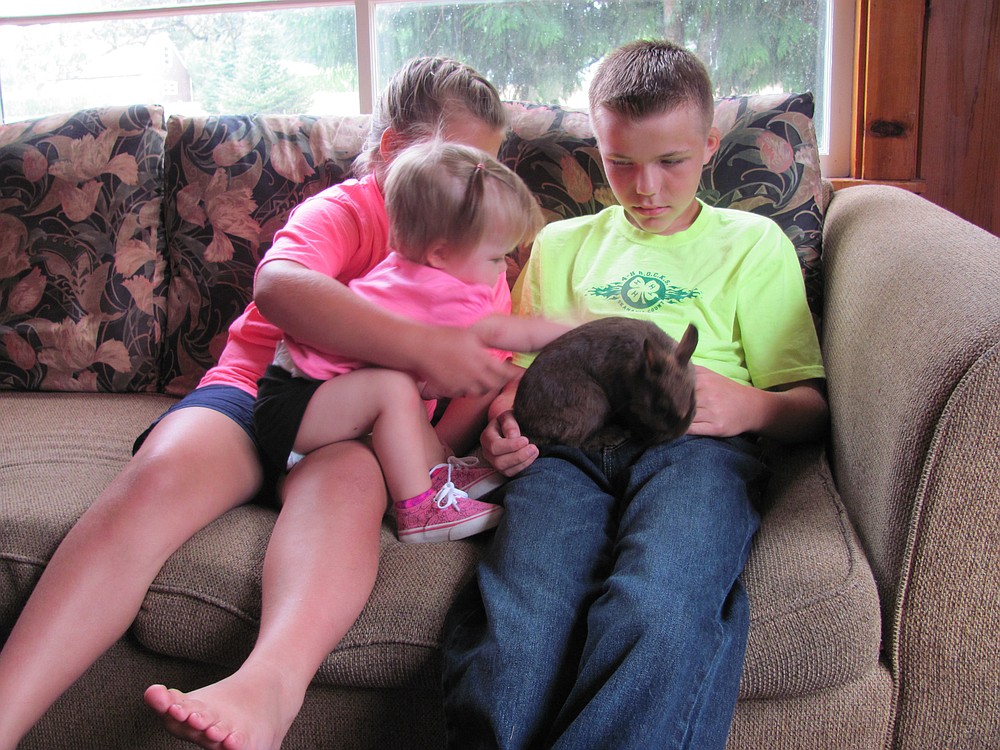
top-left (430, 456), bottom-right (478, 509)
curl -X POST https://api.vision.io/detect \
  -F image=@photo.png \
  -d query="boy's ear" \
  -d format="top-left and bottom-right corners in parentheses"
top-left (703, 126), bottom-right (722, 164)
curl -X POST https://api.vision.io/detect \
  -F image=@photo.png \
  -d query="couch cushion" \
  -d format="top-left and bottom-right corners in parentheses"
top-left (133, 515), bottom-right (482, 689)
top-left (0, 392), bottom-right (178, 628)
top-left (741, 441), bottom-right (882, 698)
top-left (0, 106), bottom-right (167, 393)
top-left (158, 96), bottom-right (824, 397)
top-left (501, 92), bottom-right (825, 314)
top-left (134, 442), bottom-right (880, 699)
top-left (159, 114), bottom-right (369, 395)
top-left (0, 394), bottom-right (880, 699)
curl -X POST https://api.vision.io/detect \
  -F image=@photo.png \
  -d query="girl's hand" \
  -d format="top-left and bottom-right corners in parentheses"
top-left (481, 410), bottom-right (539, 476)
top-left (414, 326), bottom-right (519, 399)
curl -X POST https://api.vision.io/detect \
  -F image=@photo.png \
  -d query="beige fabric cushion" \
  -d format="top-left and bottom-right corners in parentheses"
top-left (0, 392), bottom-right (176, 628)
top-left (741, 442), bottom-right (881, 698)
top-left (1, 392), bottom-right (881, 701)
top-left (822, 185), bottom-right (1000, 625)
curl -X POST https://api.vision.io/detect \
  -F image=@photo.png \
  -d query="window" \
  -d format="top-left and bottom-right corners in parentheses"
top-left (0, 0), bottom-right (854, 175)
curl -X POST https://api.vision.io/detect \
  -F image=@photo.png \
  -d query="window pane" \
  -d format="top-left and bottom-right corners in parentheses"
top-left (374, 0), bottom-right (831, 150)
top-left (0, 0), bottom-right (279, 16)
top-left (0, 5), bottom-right (358, 121)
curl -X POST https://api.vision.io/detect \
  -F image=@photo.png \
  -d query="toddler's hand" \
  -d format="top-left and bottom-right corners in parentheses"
top-left (481, 410), bottom-right (538, 476)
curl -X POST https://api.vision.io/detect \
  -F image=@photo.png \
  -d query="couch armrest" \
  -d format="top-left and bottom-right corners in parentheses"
top-left (821, 185), bottom-right (1000, 746)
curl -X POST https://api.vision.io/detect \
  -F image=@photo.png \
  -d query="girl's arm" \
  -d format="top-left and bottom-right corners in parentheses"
top-left (462, 315), bottom-right (571, 473)
top-left (688, 367), bottom-right (829, 442)
top-left (255, 259), bottom-right (518, 397)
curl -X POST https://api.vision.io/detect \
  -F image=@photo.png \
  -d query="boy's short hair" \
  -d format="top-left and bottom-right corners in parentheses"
top-left (588, 39), bottom-right (715, 133)
top-left (384, 140), bottom-right (543, 262)
top-left (355, 56), bottom-right (508, 176)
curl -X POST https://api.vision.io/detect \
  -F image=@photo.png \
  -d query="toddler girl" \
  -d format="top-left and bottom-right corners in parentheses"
top-left (254, 139), bottom-right (568, 543)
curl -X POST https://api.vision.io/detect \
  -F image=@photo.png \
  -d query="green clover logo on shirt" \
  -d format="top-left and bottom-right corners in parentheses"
top-left (589, 272), bottom-right (700, 311)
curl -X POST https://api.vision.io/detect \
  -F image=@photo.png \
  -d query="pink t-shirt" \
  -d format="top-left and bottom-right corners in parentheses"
top-left (199, 175), bottom-right (390, 395)
top-left (281, 251), bottom-right (512, 381)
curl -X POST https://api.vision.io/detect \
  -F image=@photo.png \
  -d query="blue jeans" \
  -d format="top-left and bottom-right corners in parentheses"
top-left (442, 435), bottom-right (766, 750)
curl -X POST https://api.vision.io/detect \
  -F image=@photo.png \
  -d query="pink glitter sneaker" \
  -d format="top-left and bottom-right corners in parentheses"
top-left (394, 457), bottom-right (504, 543)
top-left (435, 455), bottom-right (505, 500)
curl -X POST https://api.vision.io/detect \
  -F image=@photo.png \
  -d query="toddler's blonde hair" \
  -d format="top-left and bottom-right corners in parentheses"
top-left (384, 140), bottom-right (543, 263)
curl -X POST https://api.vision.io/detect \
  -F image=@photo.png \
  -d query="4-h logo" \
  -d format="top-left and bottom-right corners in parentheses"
top-left (589, 271), bottom-right (699, 311)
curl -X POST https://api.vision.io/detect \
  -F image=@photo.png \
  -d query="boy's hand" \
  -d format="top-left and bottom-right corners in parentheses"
top-left (480, 373), bottom-right (537, 475)
top-left (688, 365), bottom-right (759, 438)
top-left (481, 410), bottom-right (539, 476)
top-left (689, 366), bottom-right (829, 442)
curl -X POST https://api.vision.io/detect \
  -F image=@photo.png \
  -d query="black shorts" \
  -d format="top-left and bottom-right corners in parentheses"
top-left (253, 365), bottom-right (325, 473)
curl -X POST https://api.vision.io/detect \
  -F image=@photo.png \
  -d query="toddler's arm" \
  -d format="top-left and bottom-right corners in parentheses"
top-left (689, 367), bottom-right (828, 442)
top-left (469, 314), bottom-right (573, 355)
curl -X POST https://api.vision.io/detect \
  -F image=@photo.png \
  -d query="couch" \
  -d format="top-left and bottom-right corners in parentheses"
top-left (1, 93), bottom-right (998, 749)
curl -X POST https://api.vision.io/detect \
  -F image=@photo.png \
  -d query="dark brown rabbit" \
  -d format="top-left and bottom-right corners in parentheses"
top-left (513, 317), bottom-right (698, 450)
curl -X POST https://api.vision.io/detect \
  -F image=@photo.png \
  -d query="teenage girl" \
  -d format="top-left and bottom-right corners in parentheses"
top-left (0, 56), bottom-right (515, 750)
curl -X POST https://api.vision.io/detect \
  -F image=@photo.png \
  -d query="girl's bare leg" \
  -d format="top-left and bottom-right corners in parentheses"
top-left (0, 408), bottom-right (261, 750)
top-left (144, 439), bottom-right (387, 750)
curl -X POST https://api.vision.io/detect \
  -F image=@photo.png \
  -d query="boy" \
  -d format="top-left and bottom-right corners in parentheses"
top-left (442, 39), bottom-right (828, 750)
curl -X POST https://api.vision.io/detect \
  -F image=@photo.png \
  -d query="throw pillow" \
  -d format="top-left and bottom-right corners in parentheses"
top-left (159, 113), bottom-right (367, 395)
top-left (0, 105), bottom-right (166, 392)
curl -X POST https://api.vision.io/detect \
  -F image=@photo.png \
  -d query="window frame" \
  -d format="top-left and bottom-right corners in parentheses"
top-left (1, 0), bottom-right (857, 176)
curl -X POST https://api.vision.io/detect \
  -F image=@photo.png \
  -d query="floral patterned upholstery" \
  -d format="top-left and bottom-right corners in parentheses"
top-left (501, 92), bottom-right (824, 313)
top-left (0, 94), bottom-right (823, 394)
top-left (159, 114), bottom-right (368, 394)
top-left (0, 105), bottom-right (166, 392)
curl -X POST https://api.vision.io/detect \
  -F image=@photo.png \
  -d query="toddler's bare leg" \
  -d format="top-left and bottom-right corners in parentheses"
top-left (145, 439), bottom-right (386, 750)
top-left (296, 368), bottom-right (439, 501)
top-left (0, 409), bottom-right (261, 750)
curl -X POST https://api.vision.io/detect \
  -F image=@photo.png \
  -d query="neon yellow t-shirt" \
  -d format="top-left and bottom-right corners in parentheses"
top-left (512, 202), bottom-right (825, 389)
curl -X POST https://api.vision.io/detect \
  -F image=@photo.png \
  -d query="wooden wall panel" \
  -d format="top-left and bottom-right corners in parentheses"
top-left (855, 0), bottom-right (926, 181)
top-left (919, 0), bottom-right (1000, 236)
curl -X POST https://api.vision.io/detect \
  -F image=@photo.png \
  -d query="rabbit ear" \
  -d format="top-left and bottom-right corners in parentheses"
top-left (643, 337), bottom-right (658, 369)
top-left (675, 324), bottom-right (698, 365)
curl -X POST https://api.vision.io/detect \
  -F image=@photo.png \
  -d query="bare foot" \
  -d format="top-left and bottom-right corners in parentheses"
top-left (144, 666), bottom-right (302, 750)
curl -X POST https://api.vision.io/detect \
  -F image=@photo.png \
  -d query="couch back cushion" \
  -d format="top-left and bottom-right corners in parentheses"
top-left (161, 93), bottom-right (823, 397)
top-left (159, 114), bottom-right (368, 394)
top-left (0, 105), bottom-right (167, 392)
top-left (501, 92), bottom-right (824, 314)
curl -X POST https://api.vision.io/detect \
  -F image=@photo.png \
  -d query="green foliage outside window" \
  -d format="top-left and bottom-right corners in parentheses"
top-left (0, 0), bottom-right (825, 123)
